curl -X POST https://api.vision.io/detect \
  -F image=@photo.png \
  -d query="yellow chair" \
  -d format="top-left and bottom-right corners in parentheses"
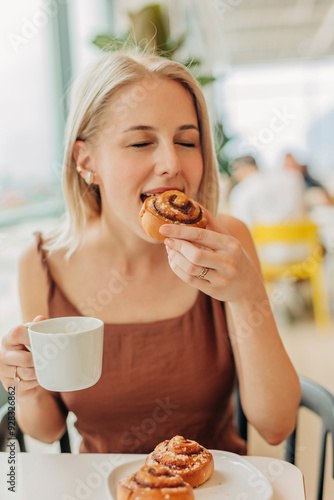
top-left (251, 219), bottom-right (331, 329)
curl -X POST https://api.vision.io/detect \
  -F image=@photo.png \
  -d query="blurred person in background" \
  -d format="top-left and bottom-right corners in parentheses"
top-left (284, 153), bottom-right (332, 208)
top-left (229, 155), bottom-right (306, 233)
top-left (228, 155), bottom-right (311, 322)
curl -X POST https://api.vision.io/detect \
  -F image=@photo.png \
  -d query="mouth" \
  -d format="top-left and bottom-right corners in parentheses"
top-left (140, 188), bottom-right (184, 203)
top-left (140, 193), bottom-right (156, 203)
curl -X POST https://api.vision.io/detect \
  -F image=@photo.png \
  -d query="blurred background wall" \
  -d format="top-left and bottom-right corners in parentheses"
top-left (2, 0), bottom-right (334, 219)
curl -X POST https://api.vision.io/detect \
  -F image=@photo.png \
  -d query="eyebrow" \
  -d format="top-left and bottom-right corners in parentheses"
top-left (122, 125), bottom-right (199, 133)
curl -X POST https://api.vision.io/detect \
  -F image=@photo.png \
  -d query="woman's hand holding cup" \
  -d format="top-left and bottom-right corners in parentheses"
top-left (1, 315), bottom-right (104, 394)
top-left (0, 316), bottom-right (45, 397)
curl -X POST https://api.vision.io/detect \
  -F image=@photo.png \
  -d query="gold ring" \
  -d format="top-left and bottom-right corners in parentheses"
top-left (196, 267), bottom-right (209, 280)
top-left (14, 366), bottom-right (21, 383)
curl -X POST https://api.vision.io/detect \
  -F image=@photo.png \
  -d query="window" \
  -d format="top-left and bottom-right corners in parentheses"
top-left (1, 1), bottom-right (59, 221)
top-left (0, 0), bottom-right (114, 224)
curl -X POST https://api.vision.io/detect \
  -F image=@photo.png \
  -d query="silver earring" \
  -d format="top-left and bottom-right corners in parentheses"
top-left (85, 171), bottom-right (93, 184)
top-left (76, 165), bottom-right (94, 184)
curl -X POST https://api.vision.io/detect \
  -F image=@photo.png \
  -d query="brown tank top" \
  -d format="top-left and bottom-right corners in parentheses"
top-left (35, 232), bottom-right (246, 455)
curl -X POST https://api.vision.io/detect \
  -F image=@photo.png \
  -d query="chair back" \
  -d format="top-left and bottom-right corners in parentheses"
top-left (0, 402), bottom-right (71, 453)
top-left (285, 377), bottom-right (334, 500)
top-left (235, 376), bottom-right (334, 500)
top-left (251, 219), bottom-right (319, 245)
top-left (251, 219), bottom-right (331, 329)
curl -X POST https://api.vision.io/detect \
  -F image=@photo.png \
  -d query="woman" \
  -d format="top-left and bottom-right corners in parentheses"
top-left (0, 49), bottom-right (301, 453)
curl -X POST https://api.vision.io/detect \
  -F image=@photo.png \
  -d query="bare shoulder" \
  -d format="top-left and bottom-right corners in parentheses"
top-left (217, 213), bottom-right (251, 238)
top-left (217, 213), bottom-right (262, 272)
top-left (18, 235), bottom-right (49, 323)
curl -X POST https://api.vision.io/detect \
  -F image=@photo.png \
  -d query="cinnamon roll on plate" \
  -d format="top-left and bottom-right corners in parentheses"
top-left (139, 190), bottom-right (207, 241)
top-left (145, 436), bottom-right (214, 488)
top-left (117, 464), bottom-right (194, 500)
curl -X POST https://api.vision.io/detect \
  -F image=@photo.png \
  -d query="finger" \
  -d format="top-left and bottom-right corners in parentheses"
top-left (164, 236), bottom-right (224, 271)
top-left (4, 349), bottom-right (35, 369)
top-left (167, 255), bottom-right (213, 288)
top-left (2, 325), bottom-right (30, 349)
top-left (4, 316), bottom-right (46, 350)
top-left (160, 224), bottom-right (230, 252)
top-left (3, 377), bottom-right (40, 392)
top-left (32, 315), bottom-right (46, 322)
top-left (166, 245), bottom-right (215, 277)
top-left (9, 365), bottom-right (37, 382)
top-left (165, 237), bottom-right (219, 267)
top-left (24, 315), bottom-right (46, 328)
top-left (197, 204), bottom-right (228, 235)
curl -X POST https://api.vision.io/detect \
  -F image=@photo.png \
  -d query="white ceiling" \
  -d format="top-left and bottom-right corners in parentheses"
top-left (195, 0), bottom-right (334, 66)
top-left (114, 0), bottom-right (334, 67)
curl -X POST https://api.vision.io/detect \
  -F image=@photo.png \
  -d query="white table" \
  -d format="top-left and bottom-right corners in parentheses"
top-left (0, 452), bottom-right (305, 500)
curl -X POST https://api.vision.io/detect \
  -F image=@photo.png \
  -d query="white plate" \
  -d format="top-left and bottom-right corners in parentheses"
top-left (106, 450), bottom-right (273, 499)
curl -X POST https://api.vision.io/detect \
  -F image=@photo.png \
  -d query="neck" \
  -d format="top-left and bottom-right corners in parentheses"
top-left (93, 209), bottom-right (167, 268)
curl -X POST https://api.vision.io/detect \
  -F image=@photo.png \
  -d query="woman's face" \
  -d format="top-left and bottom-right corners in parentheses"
top-left (90, 77), bottom-right (204, 241)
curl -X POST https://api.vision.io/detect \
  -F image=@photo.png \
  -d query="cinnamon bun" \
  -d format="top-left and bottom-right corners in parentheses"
top-left (139, 190), bottom-right (207, 241)
top-left (117, 464), bottom-right (194, 500)
top-left (145, 436), bottom-right (214, 488)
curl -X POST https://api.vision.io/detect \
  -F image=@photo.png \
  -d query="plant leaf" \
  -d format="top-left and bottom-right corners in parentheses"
top-left (159, 34), bottom-right (186, 58)
top-left (183, 58), bottom-right (202, 68)
top-left (92, 34), bottom-right (132, 51)
top-left (196, 75), bottom-right (216, 86)
top-left (129, 3), bottom-right (168, 54)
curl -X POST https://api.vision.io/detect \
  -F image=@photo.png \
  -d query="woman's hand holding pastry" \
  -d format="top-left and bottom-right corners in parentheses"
top-left (0, 316), bottom-right (44, 397)
top-left (160, 209), bottom-right (262, 303)
top-left (161, 211), bottom-right (302, 444)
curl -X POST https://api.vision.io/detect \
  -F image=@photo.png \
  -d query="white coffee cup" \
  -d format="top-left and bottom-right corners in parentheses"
top-left (28, 317), bottom-right (104, 392)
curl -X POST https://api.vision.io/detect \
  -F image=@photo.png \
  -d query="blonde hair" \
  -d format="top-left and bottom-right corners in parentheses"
top-left (45, 49), bottom-right (220, 257)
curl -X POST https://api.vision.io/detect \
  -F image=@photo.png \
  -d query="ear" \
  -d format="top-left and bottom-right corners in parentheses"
top-left (73, 140), bottom-right (91, 169)
top-left (73, 140), bottom-right (101, 185)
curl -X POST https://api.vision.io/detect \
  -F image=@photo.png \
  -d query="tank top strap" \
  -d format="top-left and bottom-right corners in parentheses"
top-left (34, 231), bottom-right (56, 303)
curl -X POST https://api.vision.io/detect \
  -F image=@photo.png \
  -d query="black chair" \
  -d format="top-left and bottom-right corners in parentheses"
top-left (236, 375), bottom-right (334, 500)
top-left (0, 402), bottom-right (71, 453)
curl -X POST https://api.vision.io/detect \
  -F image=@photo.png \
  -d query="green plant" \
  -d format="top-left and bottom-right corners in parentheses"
top-left (92, 3), bottom-right (215, 86)
top-left (214, 120), bottom-right (233, 177)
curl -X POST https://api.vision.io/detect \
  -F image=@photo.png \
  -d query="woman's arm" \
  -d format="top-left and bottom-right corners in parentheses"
top-left (219, 215), bottom-right (301, 444)
top-left (6, 238), bottom-right (68, 443)
top-left (159, 212), bottom-right (301, 445)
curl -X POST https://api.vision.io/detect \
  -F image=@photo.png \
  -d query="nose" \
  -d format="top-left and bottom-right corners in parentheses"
top-left (154, 142), bottom-right (181, 177)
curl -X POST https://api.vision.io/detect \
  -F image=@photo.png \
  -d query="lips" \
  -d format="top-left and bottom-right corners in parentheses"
top-left (140, 187), bottom-right (184, 203)
top-left (140, 193), bottom-right (157, 203)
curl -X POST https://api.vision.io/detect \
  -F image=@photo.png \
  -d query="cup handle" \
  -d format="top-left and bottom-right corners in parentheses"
top-left (24, 323), bottom-right (34, 351)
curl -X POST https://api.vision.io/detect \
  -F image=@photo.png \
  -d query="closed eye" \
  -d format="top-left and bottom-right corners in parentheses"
top-left (130, 142), bottom-right (195, 148)
top-left (177, 142), bottom-right (195, 148)
top-left (131, 142), bottom-right (152, 148)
